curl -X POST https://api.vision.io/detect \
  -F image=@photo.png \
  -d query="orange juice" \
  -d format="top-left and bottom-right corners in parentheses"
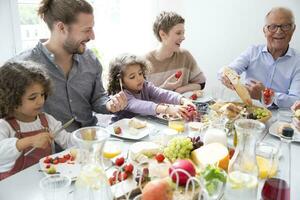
top-left (168, 120), bottom-right (185, 132)
top-left (256, 156), bottom-right (278, 179)
top-left (103, 142), bottom-right (122, 159)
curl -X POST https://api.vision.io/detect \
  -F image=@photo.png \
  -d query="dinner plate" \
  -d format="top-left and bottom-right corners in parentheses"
top-left (39, 148), bottom-right (81, 181)
top-left (269, 121), bottom-right (300, 142)
top-left (182, 91), bottom-right (213, 103)
top-left (108, 118), bottom-right (154, 140)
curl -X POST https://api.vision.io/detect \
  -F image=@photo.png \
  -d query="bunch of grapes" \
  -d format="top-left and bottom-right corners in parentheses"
top-left (163, 137), bottom-right (193, 162)
top-left (190, 136), bottom-right (203, 150)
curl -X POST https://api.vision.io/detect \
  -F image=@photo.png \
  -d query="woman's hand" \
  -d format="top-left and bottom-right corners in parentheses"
top-left (161, 73), bottom-right (183, 91)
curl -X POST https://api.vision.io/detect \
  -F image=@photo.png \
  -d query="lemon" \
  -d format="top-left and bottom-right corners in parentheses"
top-left (228, 171), bottom-right (258, 189)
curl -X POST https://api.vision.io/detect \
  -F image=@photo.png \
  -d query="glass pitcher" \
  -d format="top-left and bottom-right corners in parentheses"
top-left (72, 126), bottom-right (113, 200)
top-left (224, 119), bottom-right (265, 200)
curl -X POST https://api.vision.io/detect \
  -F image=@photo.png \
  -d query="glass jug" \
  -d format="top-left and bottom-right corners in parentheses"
top-left (224, 119), bottom-right (265, 200)
top-left (72, 126), bottom-right (113, 200)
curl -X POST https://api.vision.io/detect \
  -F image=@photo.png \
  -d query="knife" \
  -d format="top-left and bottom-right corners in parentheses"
top-left (24, 118), bottom-right (75, 156)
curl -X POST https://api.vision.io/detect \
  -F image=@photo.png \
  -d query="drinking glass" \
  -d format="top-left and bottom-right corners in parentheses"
top-left (255, 142), bottom-right (279, 179)
top-left (39, 174), bottom-right (71, 200)
top-left (102, 138), bottom-right (124, 169)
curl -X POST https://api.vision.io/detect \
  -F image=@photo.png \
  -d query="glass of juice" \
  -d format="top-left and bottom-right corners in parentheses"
top-left (255, 142), bottom-right (279, 179)
top-left (168, 119), bottom-right (185, 133)
top-left (102, 138), bottom-right (124, 168)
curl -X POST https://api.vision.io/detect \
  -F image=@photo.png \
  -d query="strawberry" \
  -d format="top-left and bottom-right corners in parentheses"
top-left (190, 94), bottom-right (197, 100)
top-left (43, 157), bottom-right (52, 164)
top-left (175, 71), bottom-right (182, 79)
top-left (58, 157), bottom-right (67, 163)
top-left (113, 126), bottom-right (122, 135)
top-left (63, 154), bottom-right (71, 160)
top-left (124, 163), bottom-right (134, 174)
top-left (115, 157), bottom-right (125, 166)
top-left (109, 177), bottom-right (116, 185)
top-left (45, 164), bottom-right (51, 169)
top-left (117, 172), bottom-right (128, 181)
top-left (155, 153), bottom-right (165, 163)
top-left (52, 159), bottom-right (59, 165)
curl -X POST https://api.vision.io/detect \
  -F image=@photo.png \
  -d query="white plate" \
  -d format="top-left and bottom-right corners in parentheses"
top-left (39, 149), bottom-right (81, 181)
top-left (269, 121), bottom-right (300, 142)
top-left (108, 118), bottom-right (153, 140)
top-left (182, 91), bottom-right (212, 103)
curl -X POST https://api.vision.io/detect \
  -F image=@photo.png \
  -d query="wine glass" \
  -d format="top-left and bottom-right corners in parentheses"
top-left (261, 88), bottom-right (275, 107)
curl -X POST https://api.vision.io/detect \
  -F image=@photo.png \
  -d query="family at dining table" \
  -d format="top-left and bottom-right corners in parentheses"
top-left (0, 0), bottom-right (300, 180)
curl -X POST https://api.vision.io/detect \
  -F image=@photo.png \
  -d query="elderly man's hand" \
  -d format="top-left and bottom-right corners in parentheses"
top-left (245, 80), bottom-right (265, 100)
top-left (221, 73), bottom-right (235, 90)
top-left (106, 91), bottom-right (127, 113)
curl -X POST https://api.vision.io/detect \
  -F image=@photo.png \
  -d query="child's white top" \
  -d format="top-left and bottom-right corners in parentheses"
top-left (0, 113), bottom-right (74, 172)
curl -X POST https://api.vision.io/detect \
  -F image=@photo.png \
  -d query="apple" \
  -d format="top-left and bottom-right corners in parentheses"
top-left (169, 159), bottom-right (196, 186)
top-left (142, 179), bottom-right (173, 200)
top-left (174, 71), bottom-right (182, 79)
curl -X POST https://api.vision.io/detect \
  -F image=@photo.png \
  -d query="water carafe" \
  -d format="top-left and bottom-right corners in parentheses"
top-left (224, 119), bottom-right (265, 200)
top-left (72, 126), bottom-right (113, 200)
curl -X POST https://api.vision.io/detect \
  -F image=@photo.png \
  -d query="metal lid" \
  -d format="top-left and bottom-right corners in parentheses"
top-left (282, 127), bottom-right (294, 138)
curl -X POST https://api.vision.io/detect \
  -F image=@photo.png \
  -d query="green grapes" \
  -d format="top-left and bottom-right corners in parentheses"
top-left (163, 137), bottom-right (193, 162)
top-left (253, 108), bottom-right (268, 119)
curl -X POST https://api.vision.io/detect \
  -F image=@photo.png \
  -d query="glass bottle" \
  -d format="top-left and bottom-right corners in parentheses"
top-left (72, 127), bottom-right (113, 200)
top-left (261, 127), bottom-right (293, 200)
top-left (224, 119), bottom-right (265, 200)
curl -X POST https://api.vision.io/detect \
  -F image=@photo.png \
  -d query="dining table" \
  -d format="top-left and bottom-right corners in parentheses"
top-left (0, 107), bottom-right (300, 200)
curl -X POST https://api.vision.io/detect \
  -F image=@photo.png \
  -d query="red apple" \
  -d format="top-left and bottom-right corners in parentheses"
top-left (169, 159), bottom-right (196, 186)
top-left (142, 179), bottom-right (173, 200)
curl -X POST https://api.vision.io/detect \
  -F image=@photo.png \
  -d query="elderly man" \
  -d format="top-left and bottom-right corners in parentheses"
top-left (13, 0), bottom-right (127, 132)
top-left (220, 7), bottom-right (300, 108)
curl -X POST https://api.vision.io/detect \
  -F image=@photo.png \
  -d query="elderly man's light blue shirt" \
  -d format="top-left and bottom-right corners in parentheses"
top-left (228, 44), bottom-right (300, 108)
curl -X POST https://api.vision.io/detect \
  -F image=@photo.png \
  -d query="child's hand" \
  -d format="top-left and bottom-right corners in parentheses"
top-left (166, 105), bottom-right (192, 121)
top-left (31, 132), bottom-right (54, 149)
top-left (106, 91), bottom-right (128, 113)
top-left (161, 73), bottom-right (183, 91)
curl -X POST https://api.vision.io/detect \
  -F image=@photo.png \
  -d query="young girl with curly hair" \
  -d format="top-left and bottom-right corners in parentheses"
top-left (107, 53), bottom-right (195, 121)
top-left (0, 61), bottom-right (74, 180)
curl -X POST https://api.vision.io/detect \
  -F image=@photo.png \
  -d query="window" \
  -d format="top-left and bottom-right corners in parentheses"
top-left (18, 0), bottom-right (49, 50)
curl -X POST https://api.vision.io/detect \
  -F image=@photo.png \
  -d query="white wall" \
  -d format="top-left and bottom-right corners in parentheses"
top-left (178, 0), bottom-right (300, 91)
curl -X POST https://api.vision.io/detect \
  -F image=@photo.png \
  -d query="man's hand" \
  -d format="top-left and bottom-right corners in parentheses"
top-left (245, 80), bottom-right (265, 100)
top-left (161, 73), bottom-right (183, 91)
top-left (106, 91), bottom-right (127, 113)
top-left (221, 73), bottom-right (235, 90)
top-left (291, 101), bottom-right (300, 112)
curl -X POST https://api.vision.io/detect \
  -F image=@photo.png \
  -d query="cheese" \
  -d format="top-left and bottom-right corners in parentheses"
top-left (129, 142), bottom-right (160, 163)
top-left (191, 143), bottom-right (229, 170)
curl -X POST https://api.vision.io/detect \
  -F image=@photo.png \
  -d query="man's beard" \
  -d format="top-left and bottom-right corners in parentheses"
top-left (63, 39), bottom-right (87, 54)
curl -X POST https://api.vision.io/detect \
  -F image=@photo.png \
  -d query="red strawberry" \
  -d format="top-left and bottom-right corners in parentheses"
top-left (115, 157), bottom-right (125, 166)
top-left (175, 71), bottom-right (182, 79)
top-left (45, 164), bottom-right (51, 169)
top-left (43, 157), bottom-right (52, 164)
top-left (52, 159), bottom-right (59, 165)
top-left (109, 177), bottom-right (116, 185)
top-left (63, 154), bottom-right (71, 160)
top-left (124, 163), bottom-right (134, 174)
top-left (58, 157), bottom-right (67, 163)
top-left (190, 94), bottom-right (197, 100)
top-left (118, 172), bottom-right (128, 181)
top-left (155, 153), bottom-right (165, 163)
